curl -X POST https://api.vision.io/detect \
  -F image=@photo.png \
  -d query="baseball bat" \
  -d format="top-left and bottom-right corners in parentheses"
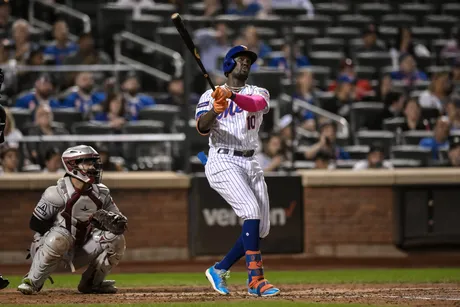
top-left (171, 13), bottom-right (216, 91)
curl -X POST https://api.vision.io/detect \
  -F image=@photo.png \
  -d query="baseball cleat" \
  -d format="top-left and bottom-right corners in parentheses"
top-left (17, 279), bottom-right (37, 295)
top-left (205, 263), bottom-right (230, 295)
top-left (0, 275), bottom-right (9, 290)
top-left (78, 280), bottom-right (118, 294)
top-left (247, 279), bottom-right (280, 297)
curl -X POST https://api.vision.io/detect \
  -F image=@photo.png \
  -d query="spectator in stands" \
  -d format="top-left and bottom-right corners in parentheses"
top-left (121, 74), bottom-right (155, 120)
top-left (42, 147), bottom-right (64, 173)
top-left (203, 0), bottom-right (224, 16)
top-left (402, 98), bottom-right (427, 131)
top-left (390, 53), bottom-right (428, 85)
top-left (97, 144), bottom-right (123, 172)
top-left (8, 19), bottom-right (37, 65)
top-left (44, 20), bottom-right (78, 65)
top-left (226, 0), bottom-right (262, 16)
top-left (0, 41), bottom-right (17, 95)
top-left (277, 114), bottom-right (293, 152)
top-left (195, 22), bottom-right (231, 73)
top-left (268, 42), bottom-right (310, 73)
top-left (314, 150), bottom-right (333, 169)
top-left (446, 99), bottom-right (460, 131)
top-left (441, 30), bottom-right (460, 62)
top-left (353, 143), bottom-right (393, 170)
top-left (2, 107), bottom-right (23, 148)
top-left (163, 77), bottom-right (200, 105)
top-left (94, 92), bottom-right (127, 130)
top-left (370, 74), bottom-right (392, 103)
top-left (418, 71), bottom-right (452, 112)
top-left (390, 27), bottom-right (430, 70)
top-left (15, 74), bottom-right (60, 111)
top-left (419, 116), bottom-right (450, 160)
top-left (356, 24), bottom-right (386, 53)
top-left (257, 133), bottom-right (285, 172)
top-left (242, 25), bottom-right (272, 60)
top-left (294, 68), bottom-right (316, 131)
top-left (17, 45), bottom-right (47, 93)
top-left (63, 32), bottom-right (112, 89)
top-left (27, 104), bottom-right (69, 166)
top-left (382, 91), bottom-right (405, 120)
top-left (304, 121), bottom-right (349, 160)
top-left (443, 135), bottom-right (460, 167)
top-left (328, 58), bottom-right (372, 101)
top-left (0, 0), bottom-right (12, 40)
top-left (323, 75), bottom-right (355, 120)
top-left (0, 145), bottom-right (19, 174)
top-left (62, 72), bottom-right (105, 119)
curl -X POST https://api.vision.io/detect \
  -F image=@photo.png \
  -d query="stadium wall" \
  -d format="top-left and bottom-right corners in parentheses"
top-left (0, 170), bottom-right (459, 264)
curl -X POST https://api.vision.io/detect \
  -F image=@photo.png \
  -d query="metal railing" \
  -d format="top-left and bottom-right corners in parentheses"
top-left (28, 0), bottom-right (91, 41)
top-left (280, 93), bottom-right (350, 138)
top-left (114, 31), bottom-right (184, 82)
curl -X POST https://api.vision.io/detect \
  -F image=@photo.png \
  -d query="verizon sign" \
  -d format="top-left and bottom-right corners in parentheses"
top-left (189, 175), bottom-right (304, 256)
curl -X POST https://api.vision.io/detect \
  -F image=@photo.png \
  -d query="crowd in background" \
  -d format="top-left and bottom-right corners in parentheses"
top-left (1, 0), bottom-right (460, 173)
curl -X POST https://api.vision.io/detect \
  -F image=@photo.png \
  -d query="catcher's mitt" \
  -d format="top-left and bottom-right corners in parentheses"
top-left (90, 209), bottom-right (128, 235)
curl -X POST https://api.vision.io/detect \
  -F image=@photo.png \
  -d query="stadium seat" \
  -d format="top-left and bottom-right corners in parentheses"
top-left (390, 159), bottom-right (422, 168)
top-left (296, 129), bottom-right (319, 146)
top-left (248, 70), bottom-right (284, 100)
top-left (293, 27), bottom-right (320, 42)
top-left (356, 3), bottom-right (392, 23)
top-left (98, 5), bottom-right (133, 52)
top-left (9, 108), bottom-right (32, 133)
top-left (309, 66), bottom-right (331, 88)
top-left (350, 102), bottom-right (385, 132)
top-left (383, 117), bottom-right (406, 132)
top-left (424, 15), bottom-right (458, 36)
top-left (141, 4), bottom-right (176, 20)
top-left (325, 27), bottom-right (361, 40)
top-left (138, 104), bottom-right (181, 132)
top-left (176, 15), bottom-right (213, 31)
top-left (157, 27), bottom-right (184, 54)
top-left (343, 145), bottom-right (369, 160)
top-left (176, 119), bottom-right (209, 155)
top-left (272, 6), bottom-right (308, 18)
top-left (127, 15), bottom-right (164, 41)
top-left (253, 27), bottom-right (278, 41)
top-left (377, 26), bottom-right (398, 43)
top-left (122, 120), bottom-right (165, 134)
top-left (308, 38), bottom-right (345, 53)
top-left (336, 160), bottom-right (359, 169)
top-left (391, 145), bottom-right (432, 165)
top-left (421, 107), bottom-right (440, 122)
top-left (296, 15), bottom-right (333, 35)
top-left (355, 130), bottom-right (395, 158)
top-left (402, 130), bottom-right (433, 145)
top-left (355, 52), bottom-right (393, 71)
top-left (72, 121), bottom-right (114, 135)
top-left (338, 14), bottom-right (374, 30)
top-left (354, 66), bottom-right (377, 80)
top-left (381, 14), bottom-right (417, 28)
top-left (189, 2), bottom-right (205, 15)
top-left (309, 52), bottom-right (344, 70)
top-left (399, 3), bottom-right (434, 25)
top-left (122, 120), bottom-right (166, 162)
top-left (52, 109), bottom-right (83, 132)
top-left (315, 3), bottom-right (350, 18)
top-left (442, 3), bottom-right (460, 16)
top-left (410, 27), bottom-right (444, 42)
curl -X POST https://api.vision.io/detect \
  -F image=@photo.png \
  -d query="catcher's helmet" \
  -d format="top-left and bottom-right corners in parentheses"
top-left (62, 145), bottom-right (103, 184)
top-left (223, 45), bottom-right (257, 76)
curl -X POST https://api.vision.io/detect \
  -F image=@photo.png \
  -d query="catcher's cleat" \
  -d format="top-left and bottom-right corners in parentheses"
top-left (205, 263), bottom-right (230, 295)
top-left (247, 278), bottom-right (280, 297)
top-left (0, 275), bottom-right (9, 290)
top-left (78, 279), bottom-right (118, 294)
top-left (17, 279), bottom-right (38, 295)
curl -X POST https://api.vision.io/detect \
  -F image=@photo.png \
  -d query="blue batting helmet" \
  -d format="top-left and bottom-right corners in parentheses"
top-left (223, 45), bottom-right (258, 76)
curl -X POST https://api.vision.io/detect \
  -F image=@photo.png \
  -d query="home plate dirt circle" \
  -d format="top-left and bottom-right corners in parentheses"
top-left (1, 284), bottom-right (459, 306)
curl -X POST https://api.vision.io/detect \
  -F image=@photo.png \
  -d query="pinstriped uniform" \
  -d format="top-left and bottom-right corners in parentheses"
top-left (196, 85), bottom-right (271, 238)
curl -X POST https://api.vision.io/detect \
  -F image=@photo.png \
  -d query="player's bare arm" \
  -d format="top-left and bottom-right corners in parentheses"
top-left (197, 109), bottom-right (219, 135)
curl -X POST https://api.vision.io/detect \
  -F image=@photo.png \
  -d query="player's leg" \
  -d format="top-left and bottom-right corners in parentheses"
top-left (18, 227), bottom-right (74, 294)
top-left (204, 158), bottom-right (261, 295)
top-left (73, 229), bottom-right (126, 294)
top-left (245, 163), bottom-right (279, 297)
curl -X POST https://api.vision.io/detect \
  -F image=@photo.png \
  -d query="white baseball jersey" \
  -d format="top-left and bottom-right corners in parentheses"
top-left (196, 84), bottom-right (271, 238)
top-left (195, 84), bottom-right (270, 151)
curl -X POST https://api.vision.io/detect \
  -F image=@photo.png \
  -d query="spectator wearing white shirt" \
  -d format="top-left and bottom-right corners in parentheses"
top-left (418, 71), bottom-right (452, 112)
top-left (353, 143), bottom-right (393, 170)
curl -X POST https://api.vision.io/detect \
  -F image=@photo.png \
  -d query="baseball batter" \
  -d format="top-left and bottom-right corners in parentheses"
top-left (196, 45), bottom-right (280, 297)
top-left (17, 145), bottom-right (127, 295)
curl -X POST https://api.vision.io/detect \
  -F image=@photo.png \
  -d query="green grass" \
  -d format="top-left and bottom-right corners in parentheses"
top-left (6, 268), bottom-right (460, 289)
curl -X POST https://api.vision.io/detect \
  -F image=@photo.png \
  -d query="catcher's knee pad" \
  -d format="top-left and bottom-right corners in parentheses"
top-left (99, 232), bottom-right (126, 266)
top-left (44, 227), bottom-right (73, 257)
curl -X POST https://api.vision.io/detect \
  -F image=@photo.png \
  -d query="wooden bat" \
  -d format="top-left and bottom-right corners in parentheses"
top-left (171, 13), bottom-right (216, 91)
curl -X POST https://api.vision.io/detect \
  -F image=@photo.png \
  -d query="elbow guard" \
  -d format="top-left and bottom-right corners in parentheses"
top-left (30, 214), bottom-right (54, 235)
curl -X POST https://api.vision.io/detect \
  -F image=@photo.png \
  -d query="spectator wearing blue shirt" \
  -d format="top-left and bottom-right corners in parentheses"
top-left (121, 74), bottom-right (155, 121)
top-left (304, 121), bottom-right (350, 161)
top-left (62, 72), bottom-right (105, 119)
top-left (44, 20), bottom-right (78, 65)
top-left (268, 42), bottom-right (310, 72)
top-left (390, 53), bottom-right (428, 85)
top-left (226, 0), bottom-right (262, 16)
top-left (242, 25), bottom-right (272, 61)
top-left (195, 22), bottom-right (231, 74)
top-left (419, 116), bottom-right (450, 160)
top-left (94, 92), bottom-right (127, 130)
top-left (293, 69), bottom-right (317, 131)
top-left (15, 74), bottom-right (60, 111)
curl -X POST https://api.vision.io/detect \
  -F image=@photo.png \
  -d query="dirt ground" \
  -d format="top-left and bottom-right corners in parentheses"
top-left (1, 283), bottom-right (460, 306)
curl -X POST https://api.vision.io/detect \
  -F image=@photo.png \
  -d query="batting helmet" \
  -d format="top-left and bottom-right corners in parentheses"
top-left (223, 45), bottom-right (257, 76)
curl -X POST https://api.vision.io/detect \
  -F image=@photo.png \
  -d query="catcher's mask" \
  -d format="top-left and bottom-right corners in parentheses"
top-left (62, 145), bottom-right (103, 184)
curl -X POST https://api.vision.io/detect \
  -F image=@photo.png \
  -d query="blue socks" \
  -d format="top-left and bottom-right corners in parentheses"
top-left (215, 219), bottom-right (260, 271)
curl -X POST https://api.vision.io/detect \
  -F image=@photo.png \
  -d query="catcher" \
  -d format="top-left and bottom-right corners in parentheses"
top-left (18, 145), bottom-right (128, 295)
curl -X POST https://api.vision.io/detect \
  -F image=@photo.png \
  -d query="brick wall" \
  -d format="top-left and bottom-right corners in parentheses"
top-left (304, 187), bottom-right (395, 256)
top-left (0, 189), bottom-right (189, 253)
